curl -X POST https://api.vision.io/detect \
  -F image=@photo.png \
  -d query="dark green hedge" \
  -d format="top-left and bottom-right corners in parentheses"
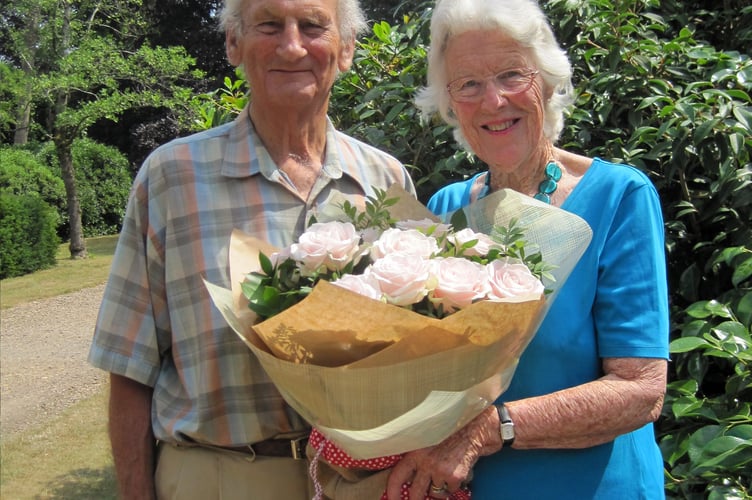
top-left (0, 193), bottom-right (60, 279)
top-left (38, 138), bottom-right (132, 239)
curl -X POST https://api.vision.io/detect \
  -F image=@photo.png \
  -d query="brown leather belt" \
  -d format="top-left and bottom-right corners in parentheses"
top-left (221, 436), bottom-right (309, 460)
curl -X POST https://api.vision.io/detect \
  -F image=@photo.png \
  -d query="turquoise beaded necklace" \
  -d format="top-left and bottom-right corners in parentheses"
top-left (482, 159), bottom-right (562, 204)
top-left (533, 160), bottom-right (562, 204)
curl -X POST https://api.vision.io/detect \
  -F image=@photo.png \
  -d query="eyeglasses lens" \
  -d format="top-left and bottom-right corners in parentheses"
top-left (449, 70), bottom-right (537, 102)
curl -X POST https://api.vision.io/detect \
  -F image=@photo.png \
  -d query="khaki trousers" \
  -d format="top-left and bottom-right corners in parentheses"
top-left (156, 442), bottom-right (311, 500)
top-left (307, 443), bottom-right (390, 500)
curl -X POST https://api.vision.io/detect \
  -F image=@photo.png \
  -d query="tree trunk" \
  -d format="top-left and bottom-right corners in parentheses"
top-left (12, 96), bottom-right (31, 145)
top-left (57, 139), bottom-right (88, 259)
top-left (13, 1), bottom-right (40, 145)
top-left (53, 0), bottom-right (86, 259)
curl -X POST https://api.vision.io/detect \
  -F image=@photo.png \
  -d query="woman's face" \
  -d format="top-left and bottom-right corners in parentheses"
top-left (444, 30), bottom-right (548, 174)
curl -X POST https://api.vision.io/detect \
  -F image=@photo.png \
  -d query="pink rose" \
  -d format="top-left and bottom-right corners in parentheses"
top-left (451, 228), bottom-right (501, 257)
top-left (331, 272), bottom-right (383, 301)
top-left (429, 257), bottom-right (489, 313)
top-left (370, 228), bottom-right (439, 261)
top-left (368, 252), bottom-right (434, 306)
top-left (290, 221), bottom-right (363, 276)
top-left (486, 258), bottom-right (544, 300)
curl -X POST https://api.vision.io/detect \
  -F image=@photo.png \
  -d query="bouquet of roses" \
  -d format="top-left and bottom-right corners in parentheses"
top-left (204, 185), bottom-right (591, 464)
top-left (243, 189), bottom-right (552, 356)
top-left (239, 189), bottom-right (557, 499)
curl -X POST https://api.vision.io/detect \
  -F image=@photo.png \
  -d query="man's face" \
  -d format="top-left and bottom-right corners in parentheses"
top-left (226, 0), bottom-right (354, 110)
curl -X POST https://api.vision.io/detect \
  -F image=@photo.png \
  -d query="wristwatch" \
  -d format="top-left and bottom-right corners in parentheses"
top-left (495, 402), bottom-right (515, 447)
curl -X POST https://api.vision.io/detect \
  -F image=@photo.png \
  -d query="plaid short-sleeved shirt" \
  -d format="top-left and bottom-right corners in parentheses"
top-left (89, 110), bottom-right (415, 446)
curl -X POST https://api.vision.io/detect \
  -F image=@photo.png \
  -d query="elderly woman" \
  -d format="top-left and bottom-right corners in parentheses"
top-left (386, 0), bottom-right (669, 499)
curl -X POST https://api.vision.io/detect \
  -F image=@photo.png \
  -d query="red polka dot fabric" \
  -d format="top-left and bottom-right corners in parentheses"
top-left (309, 429), bottom-right (471, 499)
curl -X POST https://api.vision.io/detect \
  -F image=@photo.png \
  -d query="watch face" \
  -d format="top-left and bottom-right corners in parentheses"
top-left (501, 424), bottom-right (515, 440)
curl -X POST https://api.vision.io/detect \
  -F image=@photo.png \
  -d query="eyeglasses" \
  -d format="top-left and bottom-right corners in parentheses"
top-left (446, 68), bottom-right (539, 103)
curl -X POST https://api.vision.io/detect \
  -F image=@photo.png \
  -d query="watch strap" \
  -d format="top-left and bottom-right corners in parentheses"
top-left (496, 402), bottom-right (515, 447)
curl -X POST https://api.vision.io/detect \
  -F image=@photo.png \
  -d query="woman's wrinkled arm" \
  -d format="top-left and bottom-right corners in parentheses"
top-left (386, 356), bottom-right (666, 500)
top-left (510, 357), bottom-right (666, 449)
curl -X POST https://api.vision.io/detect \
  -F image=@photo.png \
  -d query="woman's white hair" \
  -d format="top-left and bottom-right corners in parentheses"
top-left (415, 0), bottom-right (575, 146)
top-left (219, 0), bottom-right (367, 44)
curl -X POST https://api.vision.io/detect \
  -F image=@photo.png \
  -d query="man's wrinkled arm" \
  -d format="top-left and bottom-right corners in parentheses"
top-left (109, 373), bottom-right (157, 500)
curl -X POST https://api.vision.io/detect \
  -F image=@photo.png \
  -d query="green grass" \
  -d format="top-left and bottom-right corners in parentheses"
top-left (0, 390), bottom-right (117, 499)
top-left (0, 235), bottom-right (118, 309)
top-left (0, 236), bottom-right (119, 498)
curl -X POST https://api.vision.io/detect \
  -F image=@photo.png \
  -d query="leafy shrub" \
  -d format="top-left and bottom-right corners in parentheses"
top-left (0, 146), bottom-right (66, 211)
top-left (544, 0), bottom-right (752, 496)
top-left (330, 12), bottom-right (474, 202)
top-left (38, 139), bottom-right (132, 238)
top-left (190, 69), bottom-right (249, 132)
top-left (661, 251), bottom-right (752, 499)
top-left (0, 193), bottom-right (60, 278)
top-left (658, 0), bottom-right (752, 55)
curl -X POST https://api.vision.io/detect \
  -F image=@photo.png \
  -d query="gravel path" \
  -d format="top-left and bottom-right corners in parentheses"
top-left (0, 285), bottom-right (108, 438)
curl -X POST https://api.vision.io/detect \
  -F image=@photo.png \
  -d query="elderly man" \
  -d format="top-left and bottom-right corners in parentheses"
top-left (88, 0), bottom-right (414, 498)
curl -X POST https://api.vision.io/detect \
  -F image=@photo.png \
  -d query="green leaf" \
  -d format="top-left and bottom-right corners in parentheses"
top-left (732, 256), bottom-right (752, 287)
top-left (671, 396), bottom-right (706, 419)
top-left (708, 486), bottom-right (748, 500)
top-left (688, 432), bottom-right (752, 474)
top-left (694, 118), bottom-right (720, 143)
top-left (737, 292), bottom-right (752, 327)
top-left (686, 301), bottom-right (713, 319)
top-left (732, 105), bottom-right (752, 132)
top-left (384, 102), bottom-right (407, 124)
top-left (707, 300), bottom-right (735, 319)
top-left (371, 21), bottom-right (392, 43)
top-left (670, 336), bottom-right (709, 353)
top-left (449, 209), bottom-right (468, 231)
top-left (687, 300), bottom-right (735, 320)
top-left (259, 252), bottom-right (274, 276)
top-left (666, 378), bottom-right (699, 396)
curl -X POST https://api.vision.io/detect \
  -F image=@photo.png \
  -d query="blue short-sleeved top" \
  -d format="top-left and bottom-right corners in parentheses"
top-left (428, 158), bottom-right (669, 499)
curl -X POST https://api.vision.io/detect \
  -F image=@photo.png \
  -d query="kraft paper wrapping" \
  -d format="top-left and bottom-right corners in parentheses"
top-left (204, 185), bottom-right (592, 459)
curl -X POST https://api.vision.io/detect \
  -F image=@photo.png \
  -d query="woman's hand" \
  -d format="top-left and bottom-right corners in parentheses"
top-left (385, 356), bottom-right (666, 499)
top-left (386, 406), bottom-right (501, 499)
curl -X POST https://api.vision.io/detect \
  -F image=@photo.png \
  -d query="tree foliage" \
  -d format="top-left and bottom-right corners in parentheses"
top-left (36, 139), bottom-right (132, 238)
top-left (330, 10), bottom-right (474, 202)
top-left (0, 146), bottom-right (65, 210)
top-left (141, 0), bottom-right (227, 84)
top-left (1, 0), bottom-right (203, 258)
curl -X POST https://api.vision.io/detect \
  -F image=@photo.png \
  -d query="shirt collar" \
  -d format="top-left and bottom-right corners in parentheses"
top-left (220, 106), bottom-right (355, 188)
top-left (220, 107), bottom-right (260, 178)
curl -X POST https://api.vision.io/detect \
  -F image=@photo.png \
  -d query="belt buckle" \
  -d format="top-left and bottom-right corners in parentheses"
top-left (290, 436), bottom-right (307, 460)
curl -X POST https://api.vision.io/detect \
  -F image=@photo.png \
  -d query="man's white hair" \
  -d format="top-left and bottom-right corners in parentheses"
top-left (219, 0), bottom-right (367, 44)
